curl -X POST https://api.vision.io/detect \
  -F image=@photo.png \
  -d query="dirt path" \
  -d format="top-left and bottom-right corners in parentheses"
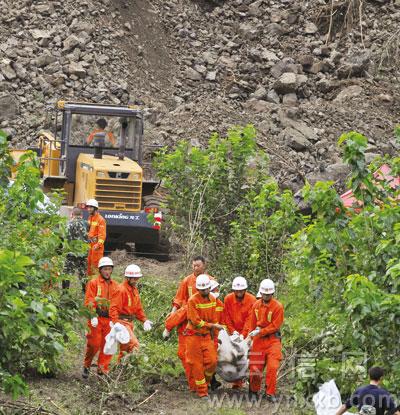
top-left (0, 256), bottom-right (313, 415)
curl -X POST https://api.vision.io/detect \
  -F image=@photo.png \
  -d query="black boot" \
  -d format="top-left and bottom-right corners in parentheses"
top-left (210, 374), bottom-right (222, 391)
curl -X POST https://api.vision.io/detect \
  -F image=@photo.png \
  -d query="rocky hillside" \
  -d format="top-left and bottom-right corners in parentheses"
top-left (1, 0), bottom-right (399, 190)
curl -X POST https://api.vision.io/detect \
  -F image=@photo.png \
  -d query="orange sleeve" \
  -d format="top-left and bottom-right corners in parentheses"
top-left (109, 286), bottom-right (122, 323)
top-left (133, 292), bottom-right (147, 323)
top-left (187, 297), bottom-right (212, 330)
top-left (97, 216), bottom-right (106, 245)
top-left (223, 296), bottom-right (236, 334)
top-left (259, 304), bottom-right (284, 337)
top-left (216, 299), bottom-right (226, 327)
top-left (86, 130), bottom-right (96, 144)
top-left (242, 303), bottom-right (257, 338)
top-left (84, 280), bottom-right (97, 310)
top-left (107, 132), bottom-right (116, 146)
top-left (173, 278), bottom-right (187, 309)
top-left (165, 305), bottom-right (187, 331)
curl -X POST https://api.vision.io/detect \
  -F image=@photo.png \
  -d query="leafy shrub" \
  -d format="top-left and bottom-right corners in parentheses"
top-left (155, 125), bottom-right (302, 288)
top-left (0, 134), bottom-right (80, 398)
top-left (285, 131), bottom-right (400, 396)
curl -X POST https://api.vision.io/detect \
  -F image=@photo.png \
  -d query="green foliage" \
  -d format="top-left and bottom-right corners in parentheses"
top-left (214, 180), bottom-right (301, 291)
top-left (0, 142), bottom-right (80, 398)
top-left (154, 125), bottom-right (268, 258)
top-left (155, 125), bottom-right (302, 287)
top-left (285, 131), bottom-right (400, 396)
top-left (0, 130), bottom-right (13, 186)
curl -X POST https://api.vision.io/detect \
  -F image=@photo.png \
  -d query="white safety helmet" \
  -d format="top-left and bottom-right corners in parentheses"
top-left (124, 264), bottom-right (143, 278)
top-left (86, 199), bottom-right (99, 208)
top-left (210, 280), bottom-right (220, 298)
top-left (232, 276), bottom-right (248, 290)
top-left (196, 274), bottom-right (211, 290)
top-left (98, 257), bottom-right (114, 268)
top-left (259, 278), bottom-right (275, 294)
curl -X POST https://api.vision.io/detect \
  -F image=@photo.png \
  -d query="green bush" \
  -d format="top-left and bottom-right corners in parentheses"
top-left (284, 131), bottom-right (400, 396)
top-left (0, 134), bottom-right (80, 398)
top-left (155, 125), bottom-right (302, 289)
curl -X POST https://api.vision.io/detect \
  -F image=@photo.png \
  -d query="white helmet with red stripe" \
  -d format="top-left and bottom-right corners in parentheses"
top-left (232, 276), bottom-right (248, 290)
top-left (196, 274), bottom-right (211, 289)
top-left (124, 264), bottom-right (143, 278)
top-left (259, 278), bottom-right (275, 294)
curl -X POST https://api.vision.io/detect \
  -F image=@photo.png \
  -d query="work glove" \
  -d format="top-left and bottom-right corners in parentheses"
top-left (249, 327), bottom-right (261, 337)
top-left (109, 321), bottom-right (114, 329)
top-left (90, 317), bottom-right (98, 328)
top-left (162, 329), bottom-right (170, 339)
top-left (93, 243), bottom-right (101, 251)
top-left (143, 320), bottom-right (153, 332)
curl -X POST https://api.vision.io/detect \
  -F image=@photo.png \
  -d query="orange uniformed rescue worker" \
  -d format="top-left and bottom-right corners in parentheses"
top-left (86, 118), bottom-right (116, 147)
top-left (244, 278), bottom-right (284, 403)
top-left (209, 279), bottom-right (225, 392)
top-left (163, 305), bottom-right (195, 392)
top-left (162, 279), bottom-right (225, 393)
top-left (109, 264), bottom-right (153, 360)
top-left (82, 257), bottom-right (119, 378)
top-left (224, 276), bottom-right (256, 389)
top-left (185, 274), bottom-right (224, 399)
top-left (169, 255), bottom-right (213, 389)
top-left (86, 199), bottom-right (106, 276)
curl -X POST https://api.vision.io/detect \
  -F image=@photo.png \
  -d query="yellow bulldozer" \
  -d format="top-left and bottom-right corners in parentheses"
top-left (13, 100), bottom-right (169, 259)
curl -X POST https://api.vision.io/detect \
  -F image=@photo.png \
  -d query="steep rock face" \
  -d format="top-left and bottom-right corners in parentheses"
top-left (1, 0), bottom-right (399, 189)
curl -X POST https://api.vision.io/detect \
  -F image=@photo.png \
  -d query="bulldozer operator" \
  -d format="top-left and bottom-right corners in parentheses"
top-left (86, 118), bottom-right (117, 147)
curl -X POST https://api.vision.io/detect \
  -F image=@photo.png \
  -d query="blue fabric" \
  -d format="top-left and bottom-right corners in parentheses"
top-left (345, 384), bottom-right (397, 415)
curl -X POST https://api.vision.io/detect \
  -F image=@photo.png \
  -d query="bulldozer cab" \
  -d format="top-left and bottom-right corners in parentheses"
top-left (39, 101), bottom-right (159, 204)
top-left (41, 101), bottom-right (144, 177)
top-left (34, 100), bottom-right (168, 255)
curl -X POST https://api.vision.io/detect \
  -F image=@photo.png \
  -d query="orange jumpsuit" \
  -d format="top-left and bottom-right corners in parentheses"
top-left (224, 291), bottom-right (256, 387)
top-left (172, 273), bottom-right (213, 388)
top-left (185, 292), bottom-right (218, 398)
top-left (214, 297), bottom-right (225, 350)
top-left (109, 280), bottom-right (147, 360)
top-left (243, 298), bottom-right (284, 396)
top-left (165, 306), bottom-right (195, 391)
top-left (224, 292), bottom-right (256, 335)
top-left (87, 212), bottom-right (106, 276)
top-left (84, 275), bottom-right (119, 373)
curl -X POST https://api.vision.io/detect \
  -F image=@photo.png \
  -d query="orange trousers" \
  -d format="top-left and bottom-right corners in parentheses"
top-left (185, 334), bottom-right (217, 397)
top-left (84, 317), bottom-right (112, 373)
top-left (117, 320), bottom-right (139, 361)
top-left (87, 244), bottom-right (104, 276)
top-left (249, 337), bottom-right (282, 395)
top-left (177, 332), bottom-right (195, 391)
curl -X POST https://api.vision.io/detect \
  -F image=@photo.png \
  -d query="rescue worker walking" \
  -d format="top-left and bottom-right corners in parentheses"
top-left (63, 206), bottom-right (88, 291)
top-left (169, 255), bottom-right (213, 389)
top-left (210, 279), bottom-right (225, 391)
top-left (185, 274), bottom-right (224, 399)
top-left (244, 279), bottom-right (284, 402)
top-left (224, 276), bottom-right (256, 389)
top-left (109, 264), bottom-right (153, 360)
top-left (86, 199), bottom-right (106, 276)
top-left (163, 304), bottom-right (195, 392)
top-left (82, 257), bottom-right (119, 378)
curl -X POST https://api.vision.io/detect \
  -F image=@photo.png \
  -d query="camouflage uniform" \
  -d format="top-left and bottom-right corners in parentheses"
top-left (63, 218), bottom-right (89, 291)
